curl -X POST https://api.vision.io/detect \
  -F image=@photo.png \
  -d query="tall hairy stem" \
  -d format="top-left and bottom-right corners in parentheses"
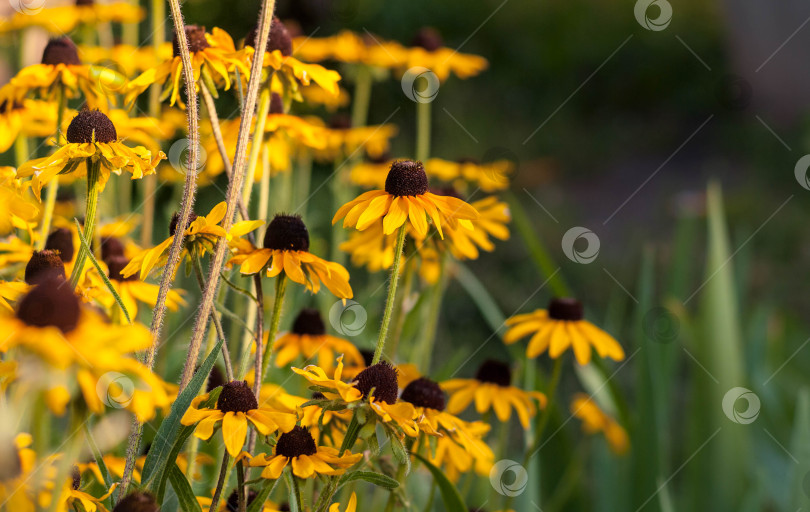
top-left (119, 0), bottom-right (202, 498)
top-left (178, 2), bottom-right (277, 391)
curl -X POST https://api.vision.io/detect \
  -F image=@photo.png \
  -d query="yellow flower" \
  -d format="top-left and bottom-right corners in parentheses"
top-left (301, 84), bottom-right (350, 111)
top-left (441, 360), bottom-right (546, 429)
top-left (57, 468), bottom-right (117, 512)
top-left (79, 43), bottom-right (174, 78)
top-left (0, 181), bottom-right (39, 235)
top-left (0, 36), bottom-right (124, 108)
top-left (311, 119), bottom-right (398, 163)
top-left (329, 492), bottom-right (357, 512)
top-left (504, 298), bottom-right (625, 365)
top-left (425, 158), bottom-right (513, 192)
top-left (418, 425), bottom-right (495, 482)
top-left (125, 26), bottom-right (247, 108)
top-left (0, 280), bottom-right (27, 312)
top-left (0, 280), bottom-right (173, 420)
top-left (333, 160), bottom-right (478, 240)
top-left (0, 433), bottom-right (37, 512)
top-left (293, 30), bottom-right (405, 69)
top-left (397, 28), bottom-right (488, 82)
top-left (181, 380), bottom-right (298, 457)
top-left (444, 195), bottom-right (511, 260)
top-left (0, 99), bottom-right (58, 152)
top-left (17, 110), bottom-right (164, 199)
top-left (353, 361), bottom-right (420, 437)
top-left (0, 2), bottom-right (143, 34)
top-left (241, 426), bottom-right (362, 479)
top-left (271, 308), bottom-right (365, 370)
top-left (571, 393), bottom-right (629, 455)
top-left (231, 214), bottom-right (353, 299)
top-left (292, 355), bottom-right (363, 403)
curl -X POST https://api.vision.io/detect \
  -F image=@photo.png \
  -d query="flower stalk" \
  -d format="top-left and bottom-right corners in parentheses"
top-left (260, 274), bottom-right (287, 379)
top-left (36, 83), bottom-right (67, 250)
top-left (69, 157), bottom-right (101, 288)
top-left (372, 224), bottom-right (407, 365)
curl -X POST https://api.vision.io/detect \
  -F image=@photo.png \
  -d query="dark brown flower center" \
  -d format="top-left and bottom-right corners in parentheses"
top-left (66, 110), bottom-right (117, 144)
top-left (263, 214), bottom-right (309, 252)
top-left (205, 365), bottom-right (226, 392)
top-left (71, 465), bottom-right (81, 490)
top-left (311, 391), bottom-right (325, 400)
top-left (385, 160), bottom-right (429, 197)
top-left (275, 426), bottom-right (317, 458)
top-left (173, 25), bottom-right (210, 57)
top-left (400, 377), bottom-right (446, 411)
top-left (106, 255), bottom-right (136, 282)
top-left (291, 308), bottom-right (325, 336)
top-left (100, 237), bottom-right (126, 262)
top-left (75, 0), bottom-right (94, 5)
top-left (41, 37), bottom-right (81, 66)
top-left (411, 28), bottom-right (444, 52)
top-left (548, 298), bottom-right (584, 321)
top-left (45, 228), bottom-right (74, 262)
top-left (269, 93), bottom-right (284, 114)
top-left (245, 17), bottom-right (292, 57)
top-left (17, 278), bottom-right (81, 333)
top-left (226, 489), bottom-right (258, 512)
top-left (0, 438), bottom-right (22, 482)
top-left (475, 360), bottom-right (511, 387)
top-left (169, 211), bottom-right (198, 236)
top-left (112, 491), bottom-right (160, 512)
top-left (328, 114), bottom-right (352, 130)
top-left (216, 380), bottom-right (258, 413)
top-left (354, 361), bottom-right (399, 404)
top-left (25, 250), bottom-right (66, 285)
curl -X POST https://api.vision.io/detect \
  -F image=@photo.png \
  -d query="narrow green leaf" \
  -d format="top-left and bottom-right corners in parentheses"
top-left (337, 471), bottom-right (399, 490)
top-left (410, 452), bottom-right (466, 512)
top-left (74, 218), bottom-right (131, 324)
top-left (246, 480), bottom-right (279, 512)
top-left (389, 434), bottom-right (410, 474)
top-left (83, 422), bottom-right (113, 509)
top-left (168, 463), bottom-right (202, 512)
top-left (141, 337), bottom-right (224, 485)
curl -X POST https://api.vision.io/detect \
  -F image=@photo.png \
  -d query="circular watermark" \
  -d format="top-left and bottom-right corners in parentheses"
top-left (168, 138), bottom-right (207, 176)
top-left (489, 459), bottom-right (528, 497)
top-left (10, 0), bottom-right (45, 15)
top-left (561, 226), bottom-right (600, 264)
top-left (481, 146), bottom-right (519, 186)
top-left (794, 154), bottom-right (810, 190)
top-left (642, 306), bottom-right (680, 344)
top-left (329, 300), bottom-right (367, 336)
top-left (715, 74), bottom-right (752, 111)
top-left (96, 372), bottom-right (134, 409)
top-left (722, 387), bottom-right (760, 424)
top-left (401, 67), bottom-right (440, 104)
top-left (90, 65), bottom-right (128, 97)
top-left (634, 0), bottom-right (673, 31)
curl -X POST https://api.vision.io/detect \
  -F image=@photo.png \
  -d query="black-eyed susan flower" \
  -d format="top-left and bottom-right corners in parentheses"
top-left (0, 99), bottom-right (57, 152)
top-left (17, 109), bottom-right (164, 199)
top-left (24, 249), bottom-right (67, 285)
top-left (0, 0), bottom-right (143, 34)
top-left (125, 26), bottom-right (246, 108)
top-left (399, 28), bottom-right (488, 82)
top-left (181, 380), bottom-right (298, 457)
top-left (0, 173), bottom-right (39, 235)
top-left (333, 160), bottom-right (478, 239)
top-left (231, 214), bottom-right (353, 298)
top-left (504, 298), bottom-right (625, 365)
top-left (292, 30), bottom-right (404, 69)
top-left (0, 280), bottom-right (27, 312)
top-left (571, 393), bottom-right (629, 455)
top-left (442, 360), bottom-right (547, 429)
top-left (241, 425), bottom-right (362, 479)
top-left (328, 492), bottom-right (357, 512)
top-left (113, 491), bottom-right (160, 512)
top-left (426, 157), bottom-right (513, 193)
top-left (0, 433), bottom-right (36, 511)
top-left (353, 361), bottom-right (419, 437)
top-left (273, 308), bottom-right (365, 369)
top-left (56, 466), bottom-right (116, 512)
top-left (292, 355), bottom-right (362, 404)
top-left (311, 116), bottom-right (398, 163)
top-left (79, 42), bottom-right (173, 78)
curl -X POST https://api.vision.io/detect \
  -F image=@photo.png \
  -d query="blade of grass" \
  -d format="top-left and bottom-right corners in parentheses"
top-left (74, 218), bottom-right (131, 324)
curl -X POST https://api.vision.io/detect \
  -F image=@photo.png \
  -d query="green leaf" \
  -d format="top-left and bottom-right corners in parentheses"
top-left (74, 218), bottom-right (131, 324)
top-left (168, 464), bottom-right (202, 512)
top-left (389, 433), bottom-right (410, 474)
top-left (338, 471), bottom-right (399, 490)
top-left (83, 422), bottom-right (113, 509)
top-left (141, 337), bottom-right (224, 487)
top-left (410, 452), bottom-right (466, 512)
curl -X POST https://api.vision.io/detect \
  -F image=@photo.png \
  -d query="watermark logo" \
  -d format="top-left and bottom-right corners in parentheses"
top-left (329, 300), bottom-right (367, 336)
top-left (561, 226), bottom-right (600, 264)
top-left (722, 387), bottom-right (760, 424)
top-left (169, 138), bottom-right (207, 176)
top-left (90, 65), bottom-right (128, 97)
top-left (10, 0), bottom-right (45, 15)
top-left (634, 0), bottom-right (672, 31)
top-left (96, 372), bottom-right (134, 409)
top-left (642, 306), bottom-right (680, 344)
top-left (715, 74), bottom-right (752, 111)
top-left (489, 459), bottom-right (528, 497)
top-left (794, 155), bottom-right (810, 190)
top-left (481, 146), bottom-right (519, 187)
top-left (401, 67), bottom-right (440, 103)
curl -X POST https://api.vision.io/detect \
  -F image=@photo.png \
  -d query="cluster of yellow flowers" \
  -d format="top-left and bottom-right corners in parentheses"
top-left (0, 3), bottom-right (629, 512)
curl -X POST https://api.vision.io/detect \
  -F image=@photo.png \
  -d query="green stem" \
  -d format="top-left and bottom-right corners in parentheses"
top-left (422, 482), bottom-right (436, 512)
top-left (208, 451), bottom-right (230, 512)
top-left (386, 257), bottom-right (415, 360)
top-left (69, 158), bottom-right (101, 288)
top-left (373, 225), bottom-right (407, 365)
top-left (260, 274), bottom-right (287, 380)
top-left (14, 135), bottom-right (28, 168)
top-left (37, 83), bottom-right (67, 250)
top-left (416, 100), bottom-right (431, 162)
top-left (242, 86), bottom-right (272, 208)
top-left (290, 473), bottom-right (304, 512)
top-left (194, 256), bottom-right (234, 381)
top-left (236, 460), bottom-right (248, 512)
top-left (351, 65), bottom-right (373, 128)
top-left (413, 253), bottom-right (448, 371)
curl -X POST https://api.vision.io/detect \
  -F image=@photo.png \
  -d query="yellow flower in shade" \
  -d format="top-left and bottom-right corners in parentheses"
top-left (301, 84), bottom-right (350, 111)
top-left (0, 183), bottom-right (39, 235)
top-left (418, 424), bottom-right (495, 483)
top-left (0, 279), bottom-right (172, 420)
top-left (333, 160), bottom-right (479, 240)
top-left (0, 433), bottom-right (37, 512)
top-left (443, 194), bottom-right (510, 260)
top-left (272, 308), bottom-right (365, 370)
top-left (181, 380), bottom-right (298, 457)
top-left (0, 36), bottom-right (123, 108)
top-left (57, 467), bottom-right (117, 512)
top-left (398, 28), bottom-right (488, 82)
top-left (125, 26), bottom-right (247, 108)
top-left (239, 18), bottom-right (342, 98)
top-left (504, 298), bottom-right (625, 365)
top-left (79, 43), bottom-right (174, 78)
top-left (241, 425), bottom-right (362, 479)
top-left (425, 158), bottom-right (513, 193)
top-left (571, 393), bottom-right (629, 455)
top-left (311, 116), bottom-right (398, 163)
top-left (17, 110), bottom-right (164, 199)
top-left (231, 214), bottom-right (353, 299)
top-left (0, 1), bottom-right (143, 34)
top-left (0, 281), bottom-right (28, 311)
top-left (353, 361), bottom-right (420, 437)
top-left (292, 355), bottom-right (363, 404)
top-left (292, 30), bottom-right (405, 69)
top-left (329, 492), bottom-right (357, 512)
top-left (441, 360), bottom-right (547, 429)
top-left (0, 99), bottom-right (58, 152)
